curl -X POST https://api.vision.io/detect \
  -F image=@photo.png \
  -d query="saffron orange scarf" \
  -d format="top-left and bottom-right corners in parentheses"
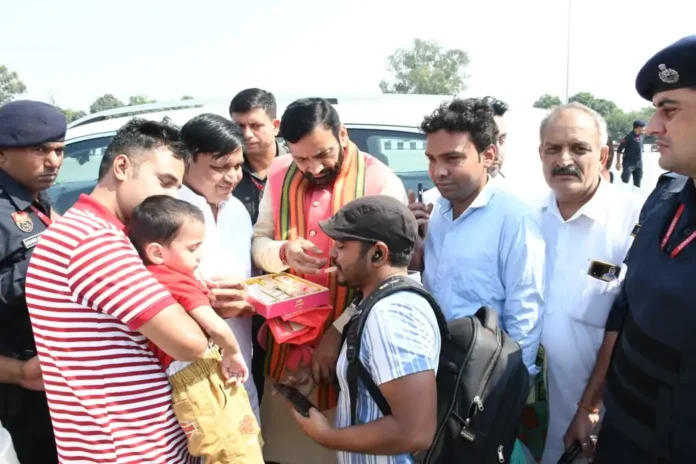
top-left (266, 141), bottom-right (367, 409)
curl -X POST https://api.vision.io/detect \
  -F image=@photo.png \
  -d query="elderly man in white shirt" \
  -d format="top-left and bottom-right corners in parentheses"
top-left (537, 103), bottom-right (643, 463)
top-left (177, 113), bottom-right (260, 421)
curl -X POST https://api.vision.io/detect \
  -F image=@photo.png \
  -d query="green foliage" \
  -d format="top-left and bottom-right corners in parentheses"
top-left (89, 94), bottom-right (124, 114)
top-left (0, 65), bottom-right (27, 105)
top-left (534, 91), bottom-right (655, 141)
top-left (59, 108), bottom-right (87, 123)
top-left (380, 39), bottom-right (470, 95)
top-left (128, 95), bottom-right (157, 106)
top-left (533, 94), bottom-right (562, 109)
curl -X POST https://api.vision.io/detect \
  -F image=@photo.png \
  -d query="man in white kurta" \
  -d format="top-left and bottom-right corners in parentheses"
top-left (178, 185), bottom-right (260, 422)
top-left (537, 104), bottom-right (644, 463)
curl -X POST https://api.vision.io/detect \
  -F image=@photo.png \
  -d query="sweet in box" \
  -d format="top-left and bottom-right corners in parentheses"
top-left (246, 273), bottom-right (330, 319)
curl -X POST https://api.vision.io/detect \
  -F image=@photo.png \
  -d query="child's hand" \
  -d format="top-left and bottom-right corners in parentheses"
top-left (221, 351), bottom-right (249, 386)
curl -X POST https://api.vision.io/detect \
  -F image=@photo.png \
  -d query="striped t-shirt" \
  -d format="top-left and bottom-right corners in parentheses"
top-left (24, 194), bottom-right (196, 464)
top-left (335, 291), bottom-right (441, 464)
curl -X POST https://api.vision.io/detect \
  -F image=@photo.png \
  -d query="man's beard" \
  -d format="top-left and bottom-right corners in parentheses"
top-left (302, 148), bottom-right (344, 187)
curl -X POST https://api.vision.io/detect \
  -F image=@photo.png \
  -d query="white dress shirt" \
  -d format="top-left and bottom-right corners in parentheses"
top-left (178, 185), bottom-right (260, 423)
top-left (539, 179), bottom-right (643, 464)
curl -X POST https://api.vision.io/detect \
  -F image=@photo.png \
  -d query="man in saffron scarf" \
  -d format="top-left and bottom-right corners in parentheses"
top-left (252, 98), bottom-right (407, 464)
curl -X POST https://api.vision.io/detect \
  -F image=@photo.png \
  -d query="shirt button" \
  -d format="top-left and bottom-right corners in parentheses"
top-left (309, 230), bottom-right (317, 237)
top-left (312, 201), bottom-right (320, 207)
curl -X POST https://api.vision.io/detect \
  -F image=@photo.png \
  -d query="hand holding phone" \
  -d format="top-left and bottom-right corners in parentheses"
top-left (557, 441), bottom-right (581, 464)
top-left (274, 382), bottom-right (318, 418)
top-left (417, 182), bottom-right (424, 203)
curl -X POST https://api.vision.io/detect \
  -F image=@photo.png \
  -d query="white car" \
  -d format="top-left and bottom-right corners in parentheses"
top-left (49, 96), bottom-right (550, 213)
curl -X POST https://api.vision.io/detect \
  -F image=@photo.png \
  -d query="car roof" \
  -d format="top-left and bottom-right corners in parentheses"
top-left (65, 95), bottom-right (549, 142)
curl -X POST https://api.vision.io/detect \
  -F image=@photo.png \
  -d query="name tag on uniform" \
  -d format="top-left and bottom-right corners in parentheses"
top-left (588, 260), bottom-right (621, 282)
top-left (631, 223), bottom-right (641, 237)
top-left (22, 232), bottom-right (43, 249)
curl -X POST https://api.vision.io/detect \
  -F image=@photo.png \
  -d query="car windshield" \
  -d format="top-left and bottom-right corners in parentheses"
top-left (55, 135), bottom-right (113, 185)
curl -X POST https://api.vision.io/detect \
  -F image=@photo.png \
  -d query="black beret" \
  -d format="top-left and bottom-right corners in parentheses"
top-left (636, 35), bottom-right (696, 101)
top-left (0, 100), bottom-right (67, 149)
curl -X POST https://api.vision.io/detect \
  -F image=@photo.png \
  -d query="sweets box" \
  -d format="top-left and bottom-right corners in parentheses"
top-left (245, 272), bottom-right (330, 319)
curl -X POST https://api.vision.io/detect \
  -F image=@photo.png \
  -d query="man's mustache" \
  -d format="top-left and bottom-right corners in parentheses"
top-left (552, 166), bottom-right (581, 177)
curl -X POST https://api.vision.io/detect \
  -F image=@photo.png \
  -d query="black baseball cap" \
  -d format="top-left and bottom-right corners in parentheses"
top-left (319, 195), bottom-right (418, 254)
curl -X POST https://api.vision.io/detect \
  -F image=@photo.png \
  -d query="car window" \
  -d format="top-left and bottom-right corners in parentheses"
top-left (347, 128), bottom-right (432, 192)
top-left (55, 136), bottom-right (113, 185)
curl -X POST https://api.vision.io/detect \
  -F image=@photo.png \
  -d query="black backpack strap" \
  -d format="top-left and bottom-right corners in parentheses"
top-left (345, 275), bottom-right (448, 425)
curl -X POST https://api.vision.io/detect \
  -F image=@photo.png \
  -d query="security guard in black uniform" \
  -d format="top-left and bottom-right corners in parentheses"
top-left (594, 35), bottom-right (696, 464)
top-left (617, 119), bottom-right (646, 187)
top-left (0, 100), bottom-right (66, 463)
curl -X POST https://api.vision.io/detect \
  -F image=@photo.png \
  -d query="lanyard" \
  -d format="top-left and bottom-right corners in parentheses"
top-left (29, 205), bottom-right (52, 227)
top-left (251, 176), bottom-right (265, 193)
top-left (660, 203), bottom-right (696, 258)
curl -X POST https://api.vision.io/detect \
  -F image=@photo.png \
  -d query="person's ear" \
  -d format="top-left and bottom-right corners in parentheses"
top-left (371, 242), bottom-right (389, 266)
top-left (145, 242), bottom-right (165, 265)
top-left (599, 144), bottom-right (609, 168)
top-left (112, 154), bottom-right (133, 182)
top-left (481, 144), bottom-right (497, 169)
top-left (338, 125), bottom-right (349, 150)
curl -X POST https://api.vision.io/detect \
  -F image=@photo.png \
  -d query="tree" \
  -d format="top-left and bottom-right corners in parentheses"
top-left (60, 108), bottom-right (87, 123)
top-left (606, 106), bottom-right (655, 141)
top-left (90, 94), bottom-right (124, 113)
top-left (379, 39), bottom-right (470, 95)
top-left (128, 94), bottom-right (157, 106)
top-left (181, 95), bottom-right (194, 100)
top-left (568, 92), bottom-right (618, 118)
top-left (0, 65), bottom-right (27, 105)
top-left (533, 94), bottom-right (562, 109)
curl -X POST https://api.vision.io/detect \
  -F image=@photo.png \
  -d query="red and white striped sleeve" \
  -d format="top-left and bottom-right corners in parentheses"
top-left (66, 229), bottom-right (176, 330)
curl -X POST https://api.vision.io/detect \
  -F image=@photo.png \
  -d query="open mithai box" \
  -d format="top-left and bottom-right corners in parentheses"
top-left (246, 273), bottom-right (331, 343)
top-left (246, 273), bottom-right (330, 319)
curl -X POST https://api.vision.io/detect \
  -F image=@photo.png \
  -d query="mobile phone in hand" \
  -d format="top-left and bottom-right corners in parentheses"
top-left (557, 441), bottom-right (582, 464)
top-left (417, 183), bottom-right (424, 203)
top-left (274, 382), bottom-right (317, 418)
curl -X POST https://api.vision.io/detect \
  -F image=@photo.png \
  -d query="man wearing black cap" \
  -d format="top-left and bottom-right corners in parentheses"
top-left (0, 100), bottom-right (66, 463)
top-left (616, 119), bottom-right (647, 187)
top-left (593, 35), bottom-right (696, 463)
top-left (291, 195), bottom-right (440, 463)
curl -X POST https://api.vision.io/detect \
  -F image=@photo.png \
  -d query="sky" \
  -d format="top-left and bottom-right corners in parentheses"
top-left (3, 0), bottom-right (695, 113)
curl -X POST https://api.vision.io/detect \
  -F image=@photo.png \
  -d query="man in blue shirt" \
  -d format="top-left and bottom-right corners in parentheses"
top-left (409, 98), bottom-right (545, 374)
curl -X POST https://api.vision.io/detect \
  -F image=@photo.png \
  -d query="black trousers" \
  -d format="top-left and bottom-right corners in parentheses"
top-left (251, 314), bottom-right (267, 404)
top-left (0, 385), bottom-right (58, 464)
top-left (594, 414), bottom-right (668, 464)
top-left (621, 161), bottom-right (643, 187)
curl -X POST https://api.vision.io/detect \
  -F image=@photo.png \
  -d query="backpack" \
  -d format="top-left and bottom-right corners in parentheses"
top-left (344, 275), bottom-right (530, 464)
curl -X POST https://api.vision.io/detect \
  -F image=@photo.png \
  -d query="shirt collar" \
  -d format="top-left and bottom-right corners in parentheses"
top-left (0, 169), bottom-right (51, 211)
top-left (75, 194), bottom-right (125, 230)
top-left (242, 140), bottom-right (284, 175)
top-left (544, 177), bottom-right (610, 225)
top-left (437, 175), bottom-right (495, 217)
top-left (179, 185), bottom-right (230, 211)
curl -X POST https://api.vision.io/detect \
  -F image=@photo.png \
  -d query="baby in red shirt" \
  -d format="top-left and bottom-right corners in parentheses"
top-left (130, 195), bottom-right (263, 464)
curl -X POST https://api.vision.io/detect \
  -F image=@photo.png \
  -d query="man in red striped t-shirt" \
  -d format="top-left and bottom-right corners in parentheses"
top-left (24, 119), bottom-right (214, 463)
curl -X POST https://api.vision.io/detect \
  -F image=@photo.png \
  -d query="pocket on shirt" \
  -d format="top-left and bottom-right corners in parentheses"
top-left (568, 275), bottom-right (621, 328)
top-left (455, 254), bottom-right (499, 304)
